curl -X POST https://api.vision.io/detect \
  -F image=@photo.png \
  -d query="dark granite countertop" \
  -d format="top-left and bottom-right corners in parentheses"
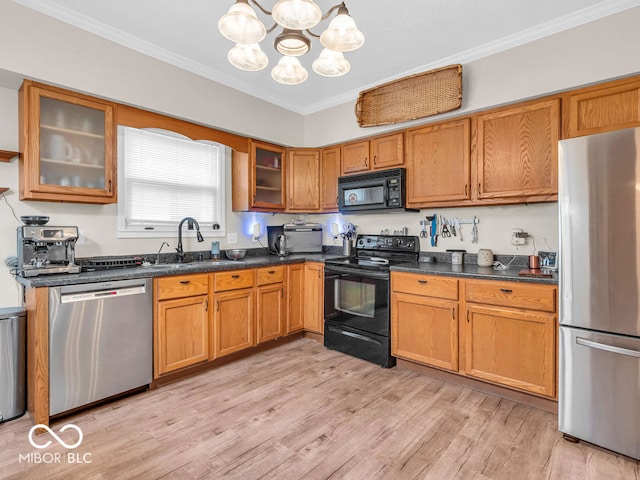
top-left (15, 253), bottom-right (345, 288)
top-left (15, 250), bottom-right (558, 288)
top-left (390, 262), bottom-right (558, 285)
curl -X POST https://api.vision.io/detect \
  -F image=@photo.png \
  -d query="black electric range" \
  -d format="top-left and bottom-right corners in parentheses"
top-left (323, 235), bottom-right (420, 367)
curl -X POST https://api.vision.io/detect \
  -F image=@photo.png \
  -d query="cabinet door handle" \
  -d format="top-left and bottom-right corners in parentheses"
top-left (451, 307), bottom-right (455, 320)
top-left (417, 279), bottom-right (428, 284)
top-left (478, 183), bottom-right (481, 195)
top-left (364, 157), bottom-right (368, 167)
top-left (466, 310), bottom-right (470, 323)
top-left (231, 274), bottom-right (240, 279)
top-left (318, 269), bottom-right (321, 278)
top-left (216, 299), bottom-right (220, 311)
top-left (280, 288), bottom-right (284, 298)
top-left (205, 299), bottom-right (209, 312)
top-left (373, 155), bottom-right (377, 165)
top-left (268, 270), bottom-right (275, 274)
top-left (500, 288), bottom-right (513, 293)
top-left (179, 280), bottom-right (190, 284)
top-left (464, 184), bottom-right (468, 196)
top-left (108, 179), bottom-right (112, 193)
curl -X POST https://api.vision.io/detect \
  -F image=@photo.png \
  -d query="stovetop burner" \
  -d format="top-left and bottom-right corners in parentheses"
top-left (326, 234), bottom-right (421, 270)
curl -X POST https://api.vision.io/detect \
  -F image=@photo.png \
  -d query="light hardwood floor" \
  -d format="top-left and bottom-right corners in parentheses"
top-left (1, 338), bottom-right (638, 480)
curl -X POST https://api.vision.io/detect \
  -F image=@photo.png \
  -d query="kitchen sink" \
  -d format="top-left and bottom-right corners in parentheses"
top-left (140, 259), bottom-right (245, 269)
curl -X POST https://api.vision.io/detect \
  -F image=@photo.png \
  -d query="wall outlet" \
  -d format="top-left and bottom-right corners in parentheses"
top-left (511, 228), bottom-right (527, 246)
top-left (227, 232), bottom-right (237, 244)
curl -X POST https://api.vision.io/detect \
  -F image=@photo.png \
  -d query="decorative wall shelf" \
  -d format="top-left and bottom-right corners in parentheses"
top-left (0, 150), bottom-right (18, 162)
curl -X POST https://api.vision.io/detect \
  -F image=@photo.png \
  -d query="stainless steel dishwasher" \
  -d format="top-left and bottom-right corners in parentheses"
top-left (49, 278), bottom-right (152, 416)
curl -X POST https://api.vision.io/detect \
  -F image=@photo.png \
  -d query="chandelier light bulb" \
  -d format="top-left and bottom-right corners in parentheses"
top-left (228, 43), bottom-right (269, 71)
top-left (320, 6), bottom-right (364, 52)
top-left (272, 0), bottom-right (322, 30)
top-left (271, 56), bottom-right (309, 85)
top-left (218, 0), bottom-right (266, 44)
top-left (312, 48), bottom-right (350, 77)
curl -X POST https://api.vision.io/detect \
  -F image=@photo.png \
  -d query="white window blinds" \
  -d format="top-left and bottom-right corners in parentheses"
top-left (118, 126), bottom-right (226, 237)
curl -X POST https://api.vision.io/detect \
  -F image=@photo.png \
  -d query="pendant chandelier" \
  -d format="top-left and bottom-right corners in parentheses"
top-left (218, 0), bottom-right (364, 85)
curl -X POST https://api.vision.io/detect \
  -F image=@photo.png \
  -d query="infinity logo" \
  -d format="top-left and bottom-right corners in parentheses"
top-left (28, 424), bottom-right (83, 450)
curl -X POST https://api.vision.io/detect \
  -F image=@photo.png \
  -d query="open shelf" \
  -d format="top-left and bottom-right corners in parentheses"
top-left (0, 150), bottom-right (18, 162)
top-left (41, 157), bottom-right (104, 169)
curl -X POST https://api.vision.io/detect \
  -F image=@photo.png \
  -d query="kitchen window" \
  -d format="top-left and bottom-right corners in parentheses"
top-left (117, 126), bottom-right (227, 237)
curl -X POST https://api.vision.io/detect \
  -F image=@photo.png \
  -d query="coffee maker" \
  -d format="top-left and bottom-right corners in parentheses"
top-left (17, 226), bottom-right (81, 277)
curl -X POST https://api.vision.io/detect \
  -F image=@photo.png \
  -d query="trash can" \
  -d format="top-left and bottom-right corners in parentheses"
top-left (0, 307), bottom-right (26, 423)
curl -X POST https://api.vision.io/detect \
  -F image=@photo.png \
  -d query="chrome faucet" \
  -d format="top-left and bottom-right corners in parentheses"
top-left (155, 241), bottom-right (170, 265)
top-left (176, 217), bottom-right (204, 262)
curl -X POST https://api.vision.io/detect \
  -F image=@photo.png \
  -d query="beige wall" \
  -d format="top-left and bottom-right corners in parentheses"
top-left (0, 2), bottom-right (638, 306)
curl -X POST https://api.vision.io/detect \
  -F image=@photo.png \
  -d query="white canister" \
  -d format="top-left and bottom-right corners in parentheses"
top-left (451, 252), bottom-right (463, 265)
top-left (477, 249), bottom-right (494, 267)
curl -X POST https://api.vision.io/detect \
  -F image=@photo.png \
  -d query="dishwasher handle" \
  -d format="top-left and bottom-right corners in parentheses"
top-left (60, 285), bottom-right (147, 304)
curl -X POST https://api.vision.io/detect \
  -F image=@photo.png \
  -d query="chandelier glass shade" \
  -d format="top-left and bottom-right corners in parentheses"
top-left (218, 0), bottom-right (364, 84)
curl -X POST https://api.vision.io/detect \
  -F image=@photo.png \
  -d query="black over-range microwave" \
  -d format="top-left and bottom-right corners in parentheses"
top-left (338, 168), bottom-right (416, 214)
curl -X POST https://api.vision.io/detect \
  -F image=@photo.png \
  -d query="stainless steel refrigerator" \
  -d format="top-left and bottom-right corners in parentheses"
top-left (558, 127), bottom-right (640, 460)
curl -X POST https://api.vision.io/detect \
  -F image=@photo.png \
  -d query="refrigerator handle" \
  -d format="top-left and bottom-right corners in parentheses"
top-left (576, 337), bottom-right (640, 358)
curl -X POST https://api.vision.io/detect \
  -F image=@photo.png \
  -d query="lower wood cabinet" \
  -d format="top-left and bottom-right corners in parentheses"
top-left (303, 262), bottom-right (324, 333)
top-left (391, 273), bottom-right (459, 371)
top-left (155, 295), bottom-right (209, 376)
top-left (392, 292), bottom-right (458, 371)
top-left (464, 304), bottom-right (556, 397)
top-left (154, 274), bottom-right (211, 377)
top-left (390, 273), bottom-right (557, 399)
top-left (286, 263), bottom-right (304, 333)
top-left (214, 287), bottom-right (254, 357)
top-left (256, 266), bottom-right (285, 343)
top-left (213, 269), bottom-right (255, 358)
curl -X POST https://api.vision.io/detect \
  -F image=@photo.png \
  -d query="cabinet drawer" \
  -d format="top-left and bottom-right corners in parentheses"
top-left (156, 274), bottom-right (210, 300)
top-left (392, 272), bottom-right (458, 300)
top-left (256, 266), bottom-right (285, 285)
top-left (215, 269), bottom-right (255, 292)
top-left (465, 280), bottom-right (556, 312)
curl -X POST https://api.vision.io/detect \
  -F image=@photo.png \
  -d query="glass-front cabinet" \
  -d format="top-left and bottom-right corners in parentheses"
top-left (19, 80), bottom-right (116, 203)
top-left (251, 140), bottom-right (285, 210)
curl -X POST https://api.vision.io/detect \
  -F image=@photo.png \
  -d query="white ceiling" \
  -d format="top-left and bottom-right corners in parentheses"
top-left (13, 0), bottom-right (640, 114)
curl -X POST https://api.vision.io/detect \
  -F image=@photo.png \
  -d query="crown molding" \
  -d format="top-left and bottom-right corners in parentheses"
top-left (14, 0), bottom-right (640, 116)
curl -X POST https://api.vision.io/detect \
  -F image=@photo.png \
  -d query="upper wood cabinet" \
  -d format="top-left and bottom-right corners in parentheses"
top-left (406, 118), bottom-right (470, 207)
top-left (287, 148), bottom-right (320, 212)
top-left (18, 80), bottom-right (116, 204)
top-left (320, 146), bottom-right (341, 212)
top-left (341, 139), bottom-right (370, 174)
top-left (371, 132), bottom-right (404, 170)
top-left (232, 139), bottom-right (286, 212)
top-left (341, 133), bottom-right (404, 175)
top-left (564, 77), bottom-right (640, 138)
top-left (473, 98), bottom-right (560, 202)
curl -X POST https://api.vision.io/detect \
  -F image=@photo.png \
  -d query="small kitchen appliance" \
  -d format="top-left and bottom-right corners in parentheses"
top-left (283, 223), bottom-right (323, 253)
top-left (17, 225), bottom-right (81, 277)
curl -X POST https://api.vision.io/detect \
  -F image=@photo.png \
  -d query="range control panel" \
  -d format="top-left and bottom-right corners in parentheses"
top-left (356, 235), bottom-right (420, 253)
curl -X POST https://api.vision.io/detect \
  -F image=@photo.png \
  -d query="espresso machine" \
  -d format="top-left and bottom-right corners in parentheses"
top-left (17, 226), bottom-right (81, 277)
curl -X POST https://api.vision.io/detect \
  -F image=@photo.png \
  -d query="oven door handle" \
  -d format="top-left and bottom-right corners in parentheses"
top-left (324, 265), bottom-right (390, 280)
top-left (327, 326), bottom-right (382, 346)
